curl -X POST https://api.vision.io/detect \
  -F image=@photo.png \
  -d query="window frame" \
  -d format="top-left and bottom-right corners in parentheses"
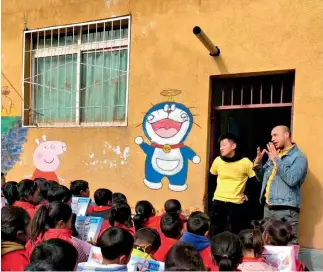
top-left (22, 15), bottom-right (131, 128)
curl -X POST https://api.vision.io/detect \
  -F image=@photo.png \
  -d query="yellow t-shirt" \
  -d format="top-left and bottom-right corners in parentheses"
top-left (264, 145), bottom-right (294, 204)
top-left (210, 157), bottom-right (255, 204)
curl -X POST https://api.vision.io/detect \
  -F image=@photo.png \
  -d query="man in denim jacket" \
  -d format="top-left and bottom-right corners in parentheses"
top-left (253, 125), bottom-right (308, 244)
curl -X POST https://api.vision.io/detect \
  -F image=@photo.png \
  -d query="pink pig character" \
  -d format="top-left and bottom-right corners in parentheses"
top-left (32, 135), bottom-right (67, 183)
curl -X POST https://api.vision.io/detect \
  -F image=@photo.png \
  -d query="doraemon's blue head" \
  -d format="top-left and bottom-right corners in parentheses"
top-left (142, 102), bottom-right (194, 145)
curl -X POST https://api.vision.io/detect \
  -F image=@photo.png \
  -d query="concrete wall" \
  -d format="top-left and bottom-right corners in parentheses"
top-left (2, 0), bottom-right (323, 254)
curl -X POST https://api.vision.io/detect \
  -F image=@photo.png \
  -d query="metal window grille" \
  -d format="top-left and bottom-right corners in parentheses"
top-left (22, 16), bottom-right (131, 127)
top-left (213, 72), bottom-right (294, 110)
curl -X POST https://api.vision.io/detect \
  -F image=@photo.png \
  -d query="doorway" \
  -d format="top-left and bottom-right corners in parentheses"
top-left (207, 71), bottom-right (294, 221)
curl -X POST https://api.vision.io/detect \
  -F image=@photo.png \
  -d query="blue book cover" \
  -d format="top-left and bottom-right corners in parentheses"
top-left (72, 197), bottom-right (91, 216)
top-left (75, 216), bottom-right (103, 243)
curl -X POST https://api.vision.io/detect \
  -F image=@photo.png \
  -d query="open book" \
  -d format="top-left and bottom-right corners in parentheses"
top-left (72, 197), bottom-right (91, 216)
top-left (75, 216), bottom-right (103, 243)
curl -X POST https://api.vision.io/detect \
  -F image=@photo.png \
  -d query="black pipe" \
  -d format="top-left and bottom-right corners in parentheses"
top-left (193, 26), bottom-right (220, 56)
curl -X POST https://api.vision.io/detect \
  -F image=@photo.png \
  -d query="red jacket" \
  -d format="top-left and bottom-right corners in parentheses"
top-left (143, 216), bottom-right (161, 231)
top-left (199, 245), bottom-right (217, 271)
top-left (99, 221), bottom-right (136, 239)
top-left (25, 228), bottom-right (73, 257)
top-left (154, 236), bottom-right (179, 262)
top-left (13, 201), bottom-right (37, 220)
top-left (1, 242), bottom-right (29, 271)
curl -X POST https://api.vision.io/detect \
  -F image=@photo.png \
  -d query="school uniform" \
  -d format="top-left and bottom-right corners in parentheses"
top-left (238, 257), bottom-right (278, 271)
top-left (1, 241), bottom-right (29, 271)
top-left (88, 205), bottom-right (112, 220)
top-left (98, 221), bottom-right (136, 239)
top-left (13, 201), bottom-right (37, 219)
top-left (180, 232), bottom-right (214, 270)
top-left (210, 155), bottom-right (255, 235)
top-left (153, 236), bottom-right (179, 262)
top-left (143, 216), bottom-right (162, 230)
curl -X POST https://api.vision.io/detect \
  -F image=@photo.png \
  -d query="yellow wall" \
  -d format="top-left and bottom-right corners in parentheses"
top-left (2, 0), bottom-right (323, 249)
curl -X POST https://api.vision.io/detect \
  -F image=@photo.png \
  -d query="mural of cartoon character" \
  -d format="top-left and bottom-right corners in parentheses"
top-left (1, 86), bottom-right (14, 116)
top-left (135, 90), bottom-right (200, 192)
top-left (32, 135), bottom-right (67, 183)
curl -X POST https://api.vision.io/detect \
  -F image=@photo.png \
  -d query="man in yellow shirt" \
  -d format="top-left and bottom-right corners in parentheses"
top-left (209, 133), bottom-right (255, 235)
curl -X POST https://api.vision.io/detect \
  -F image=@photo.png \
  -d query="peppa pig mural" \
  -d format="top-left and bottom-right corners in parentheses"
top-left (31, 135), bottom-right (67, 182)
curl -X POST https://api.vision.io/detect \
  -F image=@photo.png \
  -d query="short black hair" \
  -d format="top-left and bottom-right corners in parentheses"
top-left (3, 181), bottom-right (18, 205)
top-left (112, 192), bottom-right (127, 203)
top-left (17, 179), bottom-right (39, 201)
top-left (164, 199), bottom-right (181, 213)
top-left (47, 184), bottom-right (72, 203)
top-left (165, 242), bottom-right (206, 271)
top-left (1, 206), bottom-right (31, 242)
top-left (109, 200), bottom-right (133, 228)
top-left (30, 238), bottom-right (78, 271)
top-left (98, 227), bottom-right (134, 260)
top-left (94, 188), bottom-right (112, 206)
top-left (187, 211), bottom-right (210, 236)
top-left (161, 212), bottom-right (183, 239)
top-left (25, 261), bottom-right (57, 271)
top-left (211, 231), bottom-right (243, 271)
top-left (218, 133), bottom-right (238, 144)
top-left (134, 228), bottom-right (161, 252)
top-left (70, 180), bottom-right (89, 196)
top-left (34, 178), bottom-right (49, 204)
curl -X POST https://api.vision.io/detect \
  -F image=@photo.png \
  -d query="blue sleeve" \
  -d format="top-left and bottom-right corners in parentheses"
top-left (139, 142), bottom-right (154, 156)
top-left (181, 146), bottom-right (197, 160)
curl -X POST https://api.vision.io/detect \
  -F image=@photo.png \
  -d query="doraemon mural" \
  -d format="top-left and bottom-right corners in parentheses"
top-left (135, 90), bottom-right (200, 192)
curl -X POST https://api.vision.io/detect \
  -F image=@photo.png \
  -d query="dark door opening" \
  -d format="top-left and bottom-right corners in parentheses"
top-left (207, 71), bottom-right (294, 222)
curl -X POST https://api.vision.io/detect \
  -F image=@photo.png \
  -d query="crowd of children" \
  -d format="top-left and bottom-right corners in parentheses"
top-left (1, 177), bottom-right (307, 271)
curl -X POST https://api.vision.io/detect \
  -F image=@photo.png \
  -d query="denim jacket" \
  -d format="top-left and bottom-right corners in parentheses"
top-left (254, 145), bottom-right (308, 208)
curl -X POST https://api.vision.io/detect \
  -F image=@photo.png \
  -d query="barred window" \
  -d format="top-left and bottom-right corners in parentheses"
top-left (23, 16), bottom-right (131, 127)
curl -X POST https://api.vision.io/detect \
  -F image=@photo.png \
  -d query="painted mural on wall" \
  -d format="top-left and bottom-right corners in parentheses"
top-left (1, 86), bottom-right (16, 116)
top-left (31, 135), bottom-right (67, 183)
top-left (135, 90), bottom-right (200, 192)
top-left (1, 117), bottom-right (28, 173)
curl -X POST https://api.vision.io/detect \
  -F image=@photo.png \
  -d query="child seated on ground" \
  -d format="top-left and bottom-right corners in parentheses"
top-left (112, 192), bottom-right (127, 203)
top-left (3, 181), bottom-right (18, 206)
top-left (47, 184), bottom-right (72, 205)
top-left (180, 211), bottom-right (214, 270)
top-left (131, 228), bottom-right (161, 260)
top-left (34, 178), bottom-right (49, 207)
top-left (99, 200), bottom-right (135, 237)
top-left (1, 206), bottom-right (31, 271)
top-left (14, 179), bottom-right (40, 219)
top-left (133, 200), bottom-right (159, 231)
top-left (165, 242), bottom-right (206, 271)
top-left (70, 180), bottom-right (90, 197)
top-left (77, 227), bottom-right (134, 271)
top-left (28, 238), bottom-right (78, 271)
top-left (211, 231), bottom-right (243, 271)
top-left (238, 228), bottom-right (277, 271)
top-left (88, 188), bottom-right (113, 218)
top-left (154, 212), bottom-right (183, 262)
top-left (262, 219), bottom-right (308, 271)
top-left (164, 199), bottom-right (187, 223)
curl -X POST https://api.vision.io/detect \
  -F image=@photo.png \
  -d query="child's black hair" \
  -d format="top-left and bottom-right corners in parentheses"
top-left (133, 200), bottom-right (155, 231)
top-left (94, 188), bottom-right (112, 206)
top-left (25, 261), bottom-right (57, 271)
top-left (34, 178), bottom-right (49, 204)
top-left (187, 211), bottom-right (210, 236)
top-left (165, 242), bottom-right (206, 271)
top-left (47, 184), bottom-right (72, 203)
top-left (70, 180), bottom-right (89, 196)
top-left (263, 219), bottom-right (292, 246)
top-left (161, 212), bottom-right (183, 239)
top-left (1, 206), bottom-right (31, 243)
top-left (98, 227), bottom-right (134, 260)
top-left (134, 228), bottom-right (161, 252)
top-left (17, 179), bottom-right (39, 202)
top-left (30, 238), bottom-right (78, 271)
top-left (31, 201), bottom-right (72, 242)
top-left (164, 199), bottom-right (181, 214)
top-left (211, 231), bottom-right (243, 271)
top-left (238, 228), bottom-right (264, 258)
top-left (109, 200), bottom-right (133, 228)
top-left (112, 192), bottom-right (127, 203)
top-left (3, 181), bottom-right (18, 205)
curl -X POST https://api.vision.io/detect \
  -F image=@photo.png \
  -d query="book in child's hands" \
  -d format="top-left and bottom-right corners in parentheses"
top-left (263, 245), bottom-right (297, 271)
top-left (88, 246), bottom-right (103, 264)
top-left (72, 197), bottom-right (91, 216)
top-left (75, 216), bottom-right (103, 243)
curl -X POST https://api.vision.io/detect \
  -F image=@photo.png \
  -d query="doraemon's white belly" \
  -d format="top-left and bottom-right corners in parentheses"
top-left (151, 148), bottom-right (184, 176)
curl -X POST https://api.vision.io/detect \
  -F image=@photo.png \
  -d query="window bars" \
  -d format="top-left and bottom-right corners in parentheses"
top-left (22, 16), bottom-right (131, 127)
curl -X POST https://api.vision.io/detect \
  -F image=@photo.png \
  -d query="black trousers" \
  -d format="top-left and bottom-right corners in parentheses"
top-left (210, 200), bottom-right (248, 236)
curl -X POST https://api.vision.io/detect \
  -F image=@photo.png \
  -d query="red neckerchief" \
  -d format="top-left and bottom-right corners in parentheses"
top-left (93, 205), bottom-right (111, 212)
top-left (243, 257), bottom-right (266, 263)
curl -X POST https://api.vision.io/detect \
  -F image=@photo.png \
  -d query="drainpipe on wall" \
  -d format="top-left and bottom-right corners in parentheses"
top-left (193, 26), bottom-right (220, 56)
